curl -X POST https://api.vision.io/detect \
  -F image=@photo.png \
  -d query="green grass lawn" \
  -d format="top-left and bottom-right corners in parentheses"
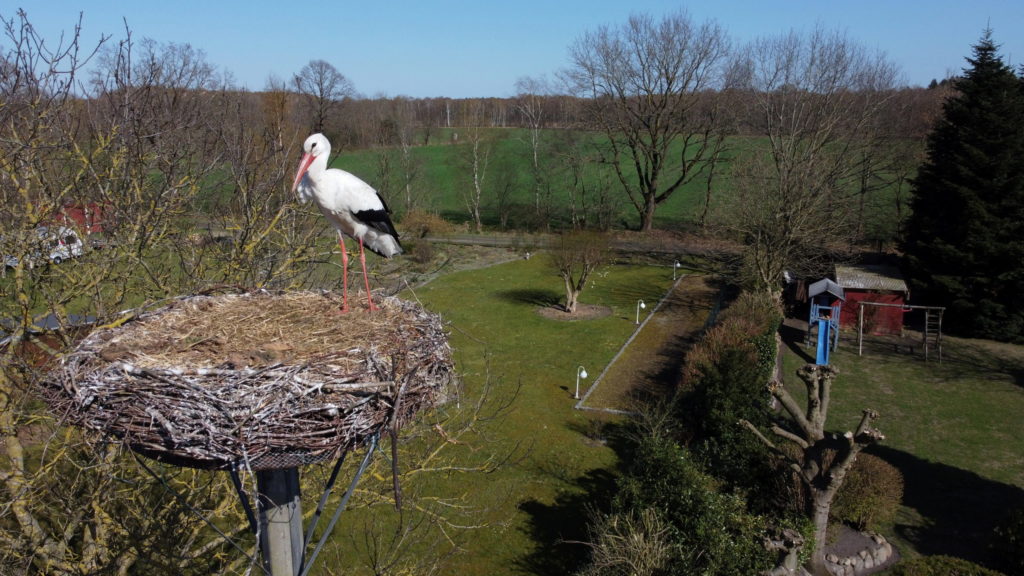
top-left (317, 256), bottom-right (1024, 573)
top-left (780, 326), bottom-right (1024, 566)
top-left (388, 256), bottom-right (675, 574)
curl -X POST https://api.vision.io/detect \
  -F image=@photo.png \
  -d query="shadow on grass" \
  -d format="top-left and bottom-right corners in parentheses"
top-left (780, 320), bottom-right (816, 364)
top-left (515, 423), bottom-right (628, 576)
top-left (629, 325), bottom-right (694, 404)
top-left (870, 444), bottom-right (1024, 571)
top-left (940, 340), bottom-right (1024, 390)
top-left (497, 288), bottom-right (562, 308)
top-left (515, 468), bottom-right (618, 576)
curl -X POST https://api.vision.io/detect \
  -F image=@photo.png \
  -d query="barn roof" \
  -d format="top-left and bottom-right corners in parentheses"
top-left (835, 264), bottom-right (908, 293)
top-left (808, 278), bottom-right (845, 301)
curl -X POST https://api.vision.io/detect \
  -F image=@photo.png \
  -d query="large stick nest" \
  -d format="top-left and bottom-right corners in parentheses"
top-left (40, 291), bottom-right (453, 471)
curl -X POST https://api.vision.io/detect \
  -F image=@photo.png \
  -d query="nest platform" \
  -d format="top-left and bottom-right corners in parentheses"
top-left (41, 291), bottom-right (453, 471)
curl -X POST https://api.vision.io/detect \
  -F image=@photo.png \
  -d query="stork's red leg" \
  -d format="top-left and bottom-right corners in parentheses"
top-left (358, 237), bottom-right (379, 312)
top-left (338, 234), bottom-right (350, 313)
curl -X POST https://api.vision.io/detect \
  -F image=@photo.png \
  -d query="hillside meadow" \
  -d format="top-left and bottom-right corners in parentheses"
top-left (326, 128), bottom-right (913, 242)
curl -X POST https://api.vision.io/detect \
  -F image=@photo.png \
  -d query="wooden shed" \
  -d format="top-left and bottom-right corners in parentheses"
top-left (54, 202), bottom-right (107, 235)
top-left (834, 264), bottom-right (909, 335)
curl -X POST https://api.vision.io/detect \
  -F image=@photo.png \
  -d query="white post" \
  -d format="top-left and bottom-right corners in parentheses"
top-left (257, 468), bottom-right (303, 576)
top-left (858, 304), bottom-right (864, 357)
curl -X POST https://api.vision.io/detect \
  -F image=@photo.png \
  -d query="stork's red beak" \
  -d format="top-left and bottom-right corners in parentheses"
top-left (291, 152), bottom-right (315, 195)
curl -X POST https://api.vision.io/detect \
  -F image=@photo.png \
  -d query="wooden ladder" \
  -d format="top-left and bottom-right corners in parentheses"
top-left (923, 308), bottom-right (943, 362)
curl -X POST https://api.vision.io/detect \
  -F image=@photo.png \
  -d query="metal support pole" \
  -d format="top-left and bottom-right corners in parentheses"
top-left (858, 304), bottom-right (864, 357)
top-left (257, 467), bottom-right (303, 576)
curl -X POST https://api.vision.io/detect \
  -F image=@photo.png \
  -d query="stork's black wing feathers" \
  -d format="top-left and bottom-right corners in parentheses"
top-left (354, 208), bottom-right (401, 241)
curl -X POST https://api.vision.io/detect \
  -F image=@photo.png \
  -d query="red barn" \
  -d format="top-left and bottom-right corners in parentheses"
top-left (834, 264), bottom-right (909, 336)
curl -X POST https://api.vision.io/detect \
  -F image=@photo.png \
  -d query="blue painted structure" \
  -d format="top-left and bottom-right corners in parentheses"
top-left (807, 278), bottom-right (844, 365)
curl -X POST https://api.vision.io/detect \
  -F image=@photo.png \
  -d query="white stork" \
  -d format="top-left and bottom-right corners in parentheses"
top-left (291, 133), bottom-right (402, 312)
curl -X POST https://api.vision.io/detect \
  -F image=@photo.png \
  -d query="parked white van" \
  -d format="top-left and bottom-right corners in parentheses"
top-left (2, 226), bottom-right (85, 267)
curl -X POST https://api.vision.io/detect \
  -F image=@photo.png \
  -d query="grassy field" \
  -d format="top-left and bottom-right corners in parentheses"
top-left (779, 324), bottom-right (1024, 567)
top-left (350, 251), bottom-right (1024, 572)
top-left (386, 255), bottom-right (677, 574)
top-left (319, 253), bottom-right (1024, 574)
top-left (329, 129), bottom-right (913, 238)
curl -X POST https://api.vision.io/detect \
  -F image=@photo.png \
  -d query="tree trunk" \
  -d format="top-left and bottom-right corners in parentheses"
top-left (808, 492), bottom-right (833, 576)
top-left (639, 196), bottom-right (657, 232)
top-left (564, 284), bottom-right (579, 313)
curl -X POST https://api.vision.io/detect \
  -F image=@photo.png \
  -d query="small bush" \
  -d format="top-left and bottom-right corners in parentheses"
top-left (409, 240), bottom-right (435, 265)
top-left (399, 210), bottom-right (453, 238)
top-left (578, 508), bottom-right (674, 576)
top-left (992, 506), bottom-right (1024, 574)
top-left (832, 453), bottom-right (904, 531)
top-left (882, 555), bottom-right (1007, 576)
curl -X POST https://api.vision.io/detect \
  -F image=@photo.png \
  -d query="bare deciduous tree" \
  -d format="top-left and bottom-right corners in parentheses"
top-left (717, 26), bottom-right (899, 297)
top-left (293, 59), bottom-right (355, 133)
top-left (514, 75), bottom-right (554, 226)
top-left (0, 13), bottom-right (252, 574)
top-left (371, 97), bottom-right (426, 216)
top-left (0, 12), bottom-right (336, 573)
top-left (741, 364), bottom-right (884, 576)
top-left (455, 102), bottom-right (494, 233)
top-left (564, 11), bottom-right (731, 231)
top-left (550, 231), bottom-right (611, 313)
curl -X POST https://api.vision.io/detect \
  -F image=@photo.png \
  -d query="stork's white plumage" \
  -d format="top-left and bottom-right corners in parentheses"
top-left (292, 133), bottom-right (402, 312)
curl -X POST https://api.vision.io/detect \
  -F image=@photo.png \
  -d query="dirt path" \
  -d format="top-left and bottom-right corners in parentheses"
top-left (578, 273), bottom-right (720, 412)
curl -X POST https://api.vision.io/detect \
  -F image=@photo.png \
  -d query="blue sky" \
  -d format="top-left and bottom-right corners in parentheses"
top-left (15, 1), bottom-right (1024, 98)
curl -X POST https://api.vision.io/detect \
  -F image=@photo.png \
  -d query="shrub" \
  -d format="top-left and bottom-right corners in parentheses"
top-left (578, 508), bottom-right (674, 576)
top-left (882, 555), bottom-right (1007, 576)
top-left (688, 347), bottom-right (776, 496)
top-left (409, 240), bottom-right (435, 264)
top-left (832, 453), bottom-right (904, 531)
top-left (992, 506), bottom-right (1024, 575)
top-left (609, 435), bottom-right (773, 576)
top-left (681, 290), bottom-right (782, 388)
top-left (399, 210), bottom-right (453, 238)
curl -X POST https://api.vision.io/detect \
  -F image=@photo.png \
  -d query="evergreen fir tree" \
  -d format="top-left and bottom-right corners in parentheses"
top-left (903, 30), bottom-right (1024, 342)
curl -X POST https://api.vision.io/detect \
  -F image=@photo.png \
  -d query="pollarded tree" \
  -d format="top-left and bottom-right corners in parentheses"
top-left (902, 29), bottom-right (1024, 342)
top-left (563, 11), bottom-right (731, 232)
top-left (742, 364), bottom-right (884, 576)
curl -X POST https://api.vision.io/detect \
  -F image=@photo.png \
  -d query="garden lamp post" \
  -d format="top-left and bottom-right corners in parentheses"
top-left (673, 261), bottom-right (681, 280)
top-left (636, 299), bottom-right (646, 325)
top-left (574, 366), bottom-right (588, 399)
